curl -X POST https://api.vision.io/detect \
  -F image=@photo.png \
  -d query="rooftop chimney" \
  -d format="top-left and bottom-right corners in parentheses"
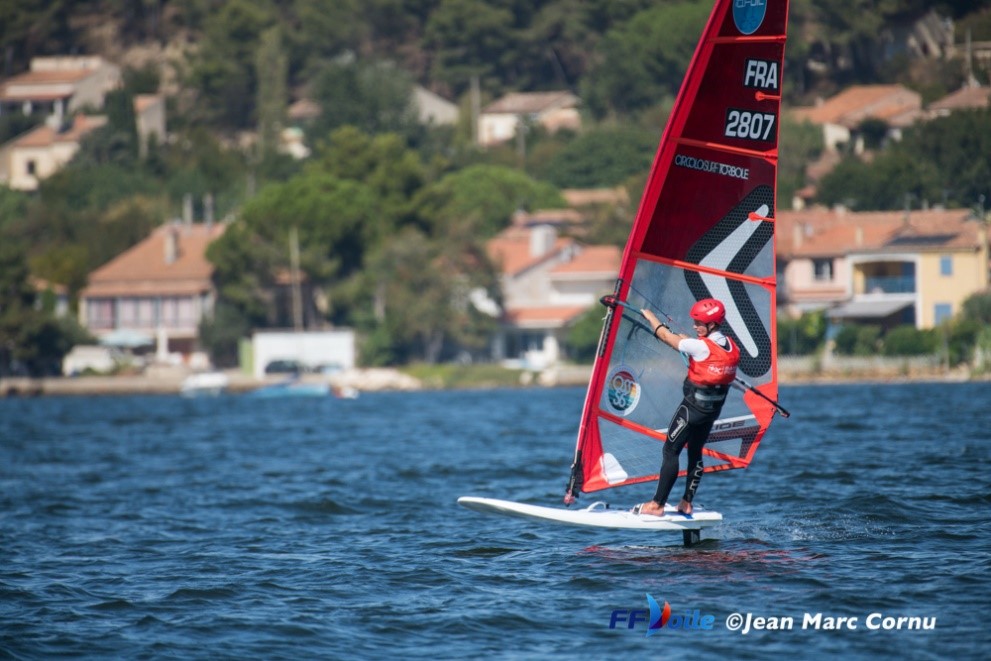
top-left (529, 225), bottom-right (556, 257)
top-left (183, 193), bottom-right (193, 226)
top-left (204, 192), bottom-right (214, 228)
top-left (164, 224), bottom-right (179, 264)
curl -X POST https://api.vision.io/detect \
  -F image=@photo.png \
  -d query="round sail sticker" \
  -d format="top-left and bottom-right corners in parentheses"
top-left (733, 0), bottom-right (767, 36)
top-left (606, 367), bottom-right (641, 416)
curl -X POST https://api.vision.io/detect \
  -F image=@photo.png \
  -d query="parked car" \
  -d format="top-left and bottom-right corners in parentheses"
top-left (264, 359), bottom-right (304, 375)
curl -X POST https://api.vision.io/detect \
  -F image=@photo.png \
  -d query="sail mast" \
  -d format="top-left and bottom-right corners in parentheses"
top-left (567, 0), bottom-right (790, 501)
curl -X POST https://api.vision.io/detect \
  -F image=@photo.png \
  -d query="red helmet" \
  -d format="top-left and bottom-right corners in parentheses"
top-left (690, 298), bottom-right (726, 325)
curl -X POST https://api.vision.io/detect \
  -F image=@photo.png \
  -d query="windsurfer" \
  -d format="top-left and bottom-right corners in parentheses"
top-left (633, 298), bottom-right (740, 516)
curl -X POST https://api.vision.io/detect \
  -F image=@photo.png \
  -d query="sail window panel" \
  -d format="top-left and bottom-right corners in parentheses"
top-left (597, 416), bottom-right (664, 486)
top-left (628, 261), bottom-right (774, 383)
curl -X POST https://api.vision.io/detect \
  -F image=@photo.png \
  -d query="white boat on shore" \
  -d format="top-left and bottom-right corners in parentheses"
top-left (246, 377), bottom-right (331, 398)
top-left (180, 371), bottom-right (230, 397)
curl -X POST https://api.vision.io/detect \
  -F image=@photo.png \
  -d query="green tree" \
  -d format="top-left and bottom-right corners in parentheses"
top-left (961, 289), bottom-right (991, 325)
top-left (187, 0), bottom-right (276, 128)
top-left (778, 310), bottom-right (827, 355)
top-left (312, 127), bottom-right (426, 244)
top-left (881, 325), bottom-right (938, 356)
top-left (0, 187), bottom-right (30, 232)
top-left (0, 237), bottom-right (78, 376)
top-left (833, 324), bottom-right (881, 356)
top-left (290, 0), bottom-right (365, 66)
top-left (538, 124), bottom-right (658, 188)
top-left (565, 305), bottom-right (606, 362)
top-left (815, 151), bottom-right (939, 211)
top-left (356, 227), bottom-right (498, 364)
top-left (413, 163), bottom-right (565, 237)
top-left (0, 1), bottom-right (77, 74)
top-left (309, 57), bottom-right (419, 141)
top-left (256, 26), bottom-right (288, 159)
top-left (72, 90), bottom-right (140, 168)
top-left (899, 109), bottom-right (991, 209)
top-left (778, 118), bottom-right (822, 208)
top-left (423, 0), bottom-right (516, 94)
top-left (164, 127), bottom-right (248, 220)
top-left (943, 318), bottom-right (981, 366)
top-left (816, 110), bottom-right (991, 211)
top-left (208, 169), bottom-right (381, 328)
top-left (198, 302), bottom-right (252, 368)
top-left (582, 1), bottom-right (710, 118)
top-left (24, 165), bottom-right (161, 294)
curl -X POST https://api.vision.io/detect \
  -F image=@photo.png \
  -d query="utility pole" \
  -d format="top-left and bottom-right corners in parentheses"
top-left (289, 226), bottom-right (303, 331)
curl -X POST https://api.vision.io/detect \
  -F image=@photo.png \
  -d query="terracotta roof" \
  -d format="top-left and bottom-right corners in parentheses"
top-left (503, 305), bottom-right (589, 327)
top-left (0, 69), bottom-right (95, 101)
top-left (928, 85), bottom-right (991, 113)
top-left (791, 85), bottom-right (922, 128)
top-left (551, 245), bottom-right (621, 276)
top-left (134, 94), bottom-right (163, 112)
top-left (483, 91), bottom-right (578, 115)
top-left (511, 208), bottom-right (583, 227)
top-left (777, 207), bottom-right (982, 258)
top-left (288, 98), bottom-right (320, 120)
top-left (562, 187), bottom-right (629, 207)
top-left (83, 223), bottom-right (226, 297)
top-left (487, 229), bottom-right (574, 276)
top-left (10, 114), bottom-right (107, 148)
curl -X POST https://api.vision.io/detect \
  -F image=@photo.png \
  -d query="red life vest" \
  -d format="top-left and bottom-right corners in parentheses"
top-left (687, 336), bottom-right (740, 386)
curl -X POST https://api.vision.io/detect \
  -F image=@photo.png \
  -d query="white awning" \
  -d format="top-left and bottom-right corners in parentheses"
top-left (827, 300), bottom-right (913, 320)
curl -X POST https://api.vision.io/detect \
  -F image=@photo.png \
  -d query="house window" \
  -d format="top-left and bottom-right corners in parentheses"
top-left (934, 303), bottom-right (952, 325)
top-left (812, 258), bottom-right (833, 281)
top-left (939, 255), bottom-right (952, 276)
top-left (86, 298), bottom-right (115, 329)
top-left (26, 160), bottom-right (36, 176)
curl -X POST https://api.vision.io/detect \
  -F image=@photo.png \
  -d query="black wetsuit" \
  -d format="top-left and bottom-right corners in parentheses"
top-left (650, 378), bottom-right (730, 507)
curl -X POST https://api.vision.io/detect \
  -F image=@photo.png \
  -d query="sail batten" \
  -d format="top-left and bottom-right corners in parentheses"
top-left (566, 0), bottom-right (789, 502)
top-left (677, 137), bottom-right (778, 160)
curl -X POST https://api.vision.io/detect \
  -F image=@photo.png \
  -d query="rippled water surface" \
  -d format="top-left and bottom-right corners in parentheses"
top-left (2, 382), bottom-right (989, 659)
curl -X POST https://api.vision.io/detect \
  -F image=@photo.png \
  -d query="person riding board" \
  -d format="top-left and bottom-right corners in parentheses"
top-left (633, 298), bottom-right (740, 517)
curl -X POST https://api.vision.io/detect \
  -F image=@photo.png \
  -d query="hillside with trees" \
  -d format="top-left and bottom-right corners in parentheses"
top-left (2, 0), bottom-right (991, 374)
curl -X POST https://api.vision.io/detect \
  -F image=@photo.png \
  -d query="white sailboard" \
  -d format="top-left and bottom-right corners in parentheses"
top-left (460, 0), bottom-right (791, 545)
top-left (458, 496), bottom-right (720, 531)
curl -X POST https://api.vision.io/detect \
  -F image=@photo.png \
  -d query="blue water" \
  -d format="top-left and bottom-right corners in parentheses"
top-left (1, 382), bottom-right (989, 659)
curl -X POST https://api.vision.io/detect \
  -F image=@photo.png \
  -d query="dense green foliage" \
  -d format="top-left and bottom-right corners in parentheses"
top-left (782, 291), bottom-right (991, 365)
top-left (816, 110), bottom-right (991, 211)
top-left (0, 237), bottom-right (90, 376)
top-left (880, 325), bottom-right (939, 356)
top-left (778, 310), bottom-right (827, 356)
top-left (565, 306), bottom-right (607, 362)
top-left (538, 125), bottom-right (659, 189)
top-left (7, 0), bottom-right (990, 124)
top-left (4, 0), bottom-right (991, 373)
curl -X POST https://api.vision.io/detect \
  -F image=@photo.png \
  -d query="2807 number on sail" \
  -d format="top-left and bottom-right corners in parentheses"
top-left (724, 109), bottom-right (775, 141)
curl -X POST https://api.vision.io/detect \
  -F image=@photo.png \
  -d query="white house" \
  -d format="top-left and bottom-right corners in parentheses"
top-left (0, 56), bottom-right (121, 124)
top-left (0, 114), bottom-right (107, 190)
top-left (478, 91), bottom-right (580, 146)
top-left (791, 84), bottom-right (923, 153)
top-left (487, 217), bottom-right (620, 369)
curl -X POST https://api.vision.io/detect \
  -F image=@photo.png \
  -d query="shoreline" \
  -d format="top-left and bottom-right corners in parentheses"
top-left (0, 364), bottom-right (984, 397)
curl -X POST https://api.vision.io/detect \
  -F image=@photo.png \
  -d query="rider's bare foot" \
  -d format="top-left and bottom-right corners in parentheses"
top-left (677, 499), bottom-right (693, 515)
top-left (633, 501), bottom-right (666, 516)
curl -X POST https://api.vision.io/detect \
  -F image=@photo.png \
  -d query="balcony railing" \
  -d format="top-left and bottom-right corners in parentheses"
top-left (864, 275), bottom-right (915, 294)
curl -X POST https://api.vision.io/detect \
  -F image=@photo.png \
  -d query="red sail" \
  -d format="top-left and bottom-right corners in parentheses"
top-left (567, 0), bottom-right (789, 499)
